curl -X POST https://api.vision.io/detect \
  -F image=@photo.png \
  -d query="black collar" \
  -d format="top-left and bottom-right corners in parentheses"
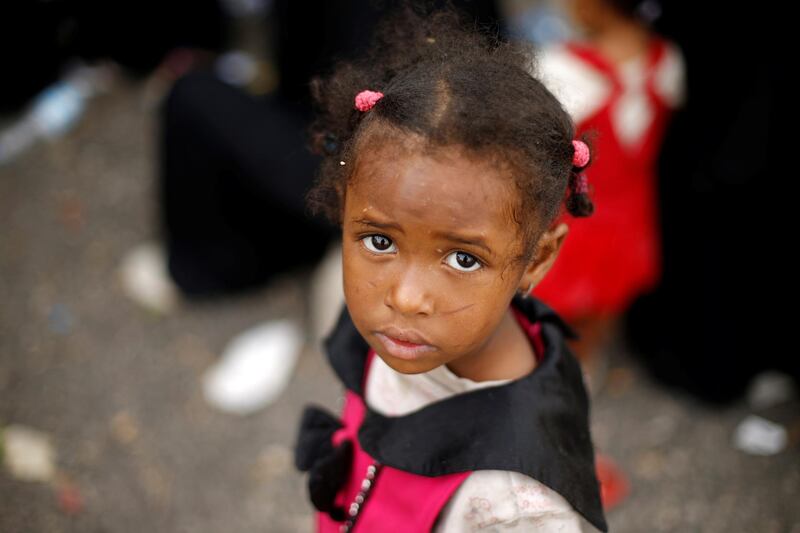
top-left (323, 294), bottom-right (608, 532)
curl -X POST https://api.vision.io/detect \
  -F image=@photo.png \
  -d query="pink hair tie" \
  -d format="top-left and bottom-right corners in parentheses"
top-left (354, 90), bottom-right (384, 112)
top-left (574, 173), bottom-right (589, 194)
top-left (572, 139), bottom-right (590, 168)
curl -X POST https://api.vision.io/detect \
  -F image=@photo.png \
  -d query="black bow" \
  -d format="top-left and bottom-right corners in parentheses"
top-left (294, 405), bottom-right (353, 522)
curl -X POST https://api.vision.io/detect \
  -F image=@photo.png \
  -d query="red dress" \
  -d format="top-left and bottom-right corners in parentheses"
top-left (532, 36), bottom-right (685, 321)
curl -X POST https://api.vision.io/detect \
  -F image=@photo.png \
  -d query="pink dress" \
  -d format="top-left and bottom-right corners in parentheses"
top-left (295, 294), bottom-right (607, 532)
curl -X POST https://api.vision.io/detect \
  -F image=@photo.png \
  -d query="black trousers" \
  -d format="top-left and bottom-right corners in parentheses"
top-left (158, 70), bottom-right (338, 298)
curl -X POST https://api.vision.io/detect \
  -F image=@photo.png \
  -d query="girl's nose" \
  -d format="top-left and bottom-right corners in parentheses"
top-left (384, 264), bottom-right (434, 316)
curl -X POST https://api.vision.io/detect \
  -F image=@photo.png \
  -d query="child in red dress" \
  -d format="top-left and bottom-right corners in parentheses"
top-left (532, 0), bottom-right (687, 390)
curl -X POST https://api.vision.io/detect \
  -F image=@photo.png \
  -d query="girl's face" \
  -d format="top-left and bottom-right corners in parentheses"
top-left (341, 138), bottom-right (566, 376)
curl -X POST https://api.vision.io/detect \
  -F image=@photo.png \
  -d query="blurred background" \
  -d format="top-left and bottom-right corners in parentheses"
top-left (0, 0), bottom-right (797, 531)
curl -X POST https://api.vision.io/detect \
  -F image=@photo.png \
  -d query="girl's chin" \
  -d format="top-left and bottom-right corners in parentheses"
top-left (378, 352), bottom-right (442, 375)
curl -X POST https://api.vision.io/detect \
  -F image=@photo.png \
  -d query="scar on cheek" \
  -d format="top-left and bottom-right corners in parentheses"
top-left (445, 302), bottom-right (475, 315)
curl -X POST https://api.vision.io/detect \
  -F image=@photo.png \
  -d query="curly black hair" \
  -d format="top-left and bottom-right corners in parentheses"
top-left (305, 3), bottom-right (595, 262)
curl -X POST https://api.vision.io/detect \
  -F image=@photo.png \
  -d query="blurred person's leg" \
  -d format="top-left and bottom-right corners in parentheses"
top-left (158, 69), bottom-right (336, 298)
top-left (568, 312), bottom-right (620, 396)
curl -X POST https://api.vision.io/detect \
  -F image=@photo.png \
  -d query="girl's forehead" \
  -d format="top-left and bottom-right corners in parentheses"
top-left (352, 140), bottom-right (512, 190)
top-left (346, 144), bottom-right (522, 240)
top-left (352, 124), bottom-right (507, 175)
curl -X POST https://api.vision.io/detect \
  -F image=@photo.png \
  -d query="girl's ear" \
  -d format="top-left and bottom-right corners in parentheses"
top-left (518, 222), bottom-right (569, 293)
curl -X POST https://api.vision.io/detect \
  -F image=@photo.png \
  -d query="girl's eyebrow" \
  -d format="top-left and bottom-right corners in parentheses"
top-left (352, 217), bottom-right (405, 234)
top-left (433, 230), bottom-right (493, 255)
top-left (353, 217), bottom-right (493, 255)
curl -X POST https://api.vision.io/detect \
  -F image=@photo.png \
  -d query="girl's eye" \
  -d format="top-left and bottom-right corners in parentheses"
top-left (360, 236), bottom-right (480, 271)
top-left (445, 251), bottom-right (482, 273)
top-left (361, 234), bottom-right (397, 254)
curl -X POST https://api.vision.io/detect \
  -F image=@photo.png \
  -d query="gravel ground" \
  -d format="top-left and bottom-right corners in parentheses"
top-left (1, 73), bottom-right (798, 533)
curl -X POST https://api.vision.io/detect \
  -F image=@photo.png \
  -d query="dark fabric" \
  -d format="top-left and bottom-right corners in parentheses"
top-left (625, 3), bottom-right (797, 404)
top-left (295, 406), bottom-right (344, 472)
top-left (308, 294), bottom-right (608, 532)
top-left (308, 437), bottom-right (351, 523)
top-left (74, 0), bottom-right (230, 74)
top-left (158, 70), bottom-right (337, 297)
top-left (294, 406), bottom-right (351, 522)
top-left (1, 1), bottom-right (73, 111)
top-left (1, 0), bottom-right (229, 109)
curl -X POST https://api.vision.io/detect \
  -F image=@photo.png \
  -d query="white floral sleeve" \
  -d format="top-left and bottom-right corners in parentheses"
top-left (433, 470), bottom-right (602, 533)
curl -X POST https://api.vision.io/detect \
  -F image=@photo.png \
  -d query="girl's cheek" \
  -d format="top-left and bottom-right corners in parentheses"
top-left (344, 251), bottom-right (385, 295)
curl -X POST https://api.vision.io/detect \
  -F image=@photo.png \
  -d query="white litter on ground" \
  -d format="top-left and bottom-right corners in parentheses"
top-left (202, 319), bottom-right (303, 415)
top-left (118, 241), bottom-right (180, 314)
top-left (2, 424), bottom-right (57, 482)
top-left (732, 414), bottom-right (788, 456)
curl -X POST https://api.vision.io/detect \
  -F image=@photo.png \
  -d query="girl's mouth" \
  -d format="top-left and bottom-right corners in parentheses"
top-left (374, 332), bottom-right (436, 361)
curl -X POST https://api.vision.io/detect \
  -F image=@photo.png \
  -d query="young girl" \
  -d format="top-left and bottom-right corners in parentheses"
top-left (531, 0), bottom-right (687, 389)
top-left (295, 6), bottom-right (607, 532)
